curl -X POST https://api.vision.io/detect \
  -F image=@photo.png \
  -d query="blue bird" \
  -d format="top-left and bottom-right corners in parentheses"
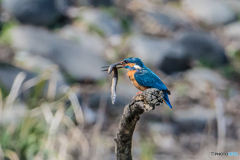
top-left (116, 57), bottom-right (172, 108)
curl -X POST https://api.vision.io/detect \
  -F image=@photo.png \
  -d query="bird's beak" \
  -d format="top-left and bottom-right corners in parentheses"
top-left (101, 62), bottom-right (124, 72)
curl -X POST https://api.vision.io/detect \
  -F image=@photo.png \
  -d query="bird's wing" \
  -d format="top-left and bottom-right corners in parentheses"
top-left (134, 69), bottom-right (169, 92)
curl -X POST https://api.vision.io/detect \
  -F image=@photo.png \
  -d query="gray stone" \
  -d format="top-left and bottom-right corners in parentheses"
top-left (14, 51), bottom-right (68, 96)
top-left (220, 0), bottom-right (240, 14)
top-left (58, 25), bottom-right (106, 56)
top-left (0, 63), bottom-right (35, 91)
top-left (185, 68), bottom-right (228, 92)
top-left (182, 0), bottom-right (236, 25)
top-left (129, 34), bottom-right (172, 66)
top-left (159, 32), bottom-right (228, 74)
top-left (173, 107), bottom-right (216, 133)
top-left (78, 0), bottom-right (115, 6)
top-left (11, 25), bottom-right (106, 81)
top-left (135, 8), bottom-right (192, 36)
top-left (80, 8), bottom-right (123, 37)
top-left (2, 0), bottom-right (69, 26)
top-left (0, 62), bottom-right (67, 98)
top-left (224, 22), bottom-right (240, 39)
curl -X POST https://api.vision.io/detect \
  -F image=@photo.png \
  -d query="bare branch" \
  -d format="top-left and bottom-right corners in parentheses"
top-left (115, 88), bottom-right (164, 160)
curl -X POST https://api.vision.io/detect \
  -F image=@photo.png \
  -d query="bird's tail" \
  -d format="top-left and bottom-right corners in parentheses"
top-left (163, 92), bottom-right (172, 109)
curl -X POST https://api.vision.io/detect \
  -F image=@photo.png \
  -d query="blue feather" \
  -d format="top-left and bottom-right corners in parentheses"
top-left (134, 68), bottom-right (173, 109)
top-left (163, 92), bottom-right (172, 109)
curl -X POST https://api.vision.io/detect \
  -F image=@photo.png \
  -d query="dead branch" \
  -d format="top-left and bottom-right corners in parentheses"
top-left (114, 88), bottom-right (164, 160)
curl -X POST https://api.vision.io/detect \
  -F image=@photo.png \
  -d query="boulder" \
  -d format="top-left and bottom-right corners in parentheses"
top-left (11, 25), bottom-right (106, 81)
top-left (129, 34), bottom-right (172, 66)
top-left (182, 0), bottom-right (236, 25)
top-left (78, 0), bottom-right (114, 6)
top-left (80, 9), bottom-right (123, 37)
top-left (0, 63), bottom-right (35, 91)
top-left (2, 0), bottom-right (69, 26)
top-left (173, 107), bottom-right (216, 133)
top-left (158, 32), bottom-right (228, 74)
top-left (224, 22), bottom-right (240, 39)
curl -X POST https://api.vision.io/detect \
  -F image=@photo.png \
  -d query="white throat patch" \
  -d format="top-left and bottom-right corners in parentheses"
top-left (134, 64), bottom-right (142, 69)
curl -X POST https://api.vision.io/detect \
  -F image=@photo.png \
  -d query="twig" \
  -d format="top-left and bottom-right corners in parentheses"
top-left (115, 88), bottom-right (164, 160)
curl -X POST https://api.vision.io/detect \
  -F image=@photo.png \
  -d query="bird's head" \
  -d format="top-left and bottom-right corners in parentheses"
top-left (120, 57), bottom-right (145, 70)
top-left (101, 57), bottom-right (145, 72)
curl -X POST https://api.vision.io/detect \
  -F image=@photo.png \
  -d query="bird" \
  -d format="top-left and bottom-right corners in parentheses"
top-left (103, 57), bottom-right (172, 108)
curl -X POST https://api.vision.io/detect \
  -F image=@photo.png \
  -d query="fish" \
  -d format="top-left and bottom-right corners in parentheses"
top-left (102, 63), bottom-right (119, 104)
top-left (111, 66), bottom-right (118, 104)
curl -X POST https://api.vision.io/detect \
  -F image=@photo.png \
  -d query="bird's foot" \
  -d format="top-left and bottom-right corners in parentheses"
top-left (136, 92), bottom-right (142, 94)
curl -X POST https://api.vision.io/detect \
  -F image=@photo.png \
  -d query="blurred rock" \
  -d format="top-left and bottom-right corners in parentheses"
top-left (14, 51), bottom-right (68, 96)
top-left (80, 8), bottom-right (123, 37)
top-left (159, 32), bottom-right (227, 74)
top-left (0, 63), bottom-right (35, 91)
top-left (78, 0), bottom-right (115, 6)
top-left (130, 34), bottom-right (172, 66)
top-left (224, 22), bottom-right (240, 39)
top-left (0, 62), bottom-right (67, 98)
top-left (11, 26), bottom-right (106, 81)
top-left (2, 0), bottom-right (69, 26)
top-left (220, 0), bottom-right (240, 14)
top-left (173, 107), bottom-right (216, 133)
top-left (185, 68), bottom-right (228, 92)
top-left (182, 0), bottom-right (236, 25)
top-left (134, 7), bottom-right (192, 36)
top-left (58, 25), bottom-right (106, 56)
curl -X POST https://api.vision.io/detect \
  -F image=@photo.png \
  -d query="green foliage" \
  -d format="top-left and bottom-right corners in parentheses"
top-left (102, 6), bottom-right (132, 34)
top-left (140, 139), bottom-right (156, 160)
top-left (0, 116), bottom-right (48, 160)
top-left (88, 24), bottom-right (106, 38)
top-left (0, 21), bottom-right (17, 45)
top-left (198, 57), bottom-right (217, 68)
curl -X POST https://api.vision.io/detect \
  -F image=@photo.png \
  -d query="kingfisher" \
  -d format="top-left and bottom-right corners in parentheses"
top-left (104, 57), bottom-right (172, 108)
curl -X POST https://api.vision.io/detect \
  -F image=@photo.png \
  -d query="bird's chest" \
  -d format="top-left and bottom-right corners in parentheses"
top-left (127, 70), bottom-right (148, 91)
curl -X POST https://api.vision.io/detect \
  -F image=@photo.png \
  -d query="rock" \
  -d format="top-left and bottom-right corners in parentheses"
top-left (182, 0), bottom-right (236, 25)
top-left (14, 51), bottom-right (68, 96)
top-left (175, 32), bottom-right (227, 65)
top-left (80, 8), bottom-right (123, 37)
top-left (58, 25), bottom-right (106, 56)
top-left (185, 68), bottom-right (228, 92)
top-left (2, 0), bottom-right (69, 26)
top-left (224, 22), bottom-right (240, 39)
top-left (129, 34), bottom-right (172, 66)
top-left (158, 32), bottom-right (228, 74)
top-left (78, 0), bottom-right (114, 6)
top-left (134, 7), bottom-right (192, 36)
top-left (220, 0), bottom-right (240, 14)
top-left (173, 107), bottom-right (216, 133)
top-left (11, 25), bottom-right (106, 81)
top-left (0, 62), bottom-right (67, 98)
top-left (0, 63), bottom-right (35, 91)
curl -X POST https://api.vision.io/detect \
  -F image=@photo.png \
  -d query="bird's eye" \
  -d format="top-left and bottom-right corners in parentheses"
top-left (124, 60), bottom-right (128, 63)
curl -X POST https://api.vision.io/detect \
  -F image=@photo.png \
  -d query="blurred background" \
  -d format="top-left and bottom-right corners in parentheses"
top-left (0, 0), bottom-right (240, 160)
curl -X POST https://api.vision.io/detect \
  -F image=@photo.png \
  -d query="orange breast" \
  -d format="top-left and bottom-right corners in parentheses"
top-left (127, 70), bottom-right (148, 91)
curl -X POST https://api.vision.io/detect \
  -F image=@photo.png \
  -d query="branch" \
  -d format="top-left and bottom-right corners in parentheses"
top-left (114, 88), bottom-right (164, 160)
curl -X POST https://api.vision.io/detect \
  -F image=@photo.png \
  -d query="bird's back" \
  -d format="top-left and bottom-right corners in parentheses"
top-left (134, 68), bottom-right (168, 92)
